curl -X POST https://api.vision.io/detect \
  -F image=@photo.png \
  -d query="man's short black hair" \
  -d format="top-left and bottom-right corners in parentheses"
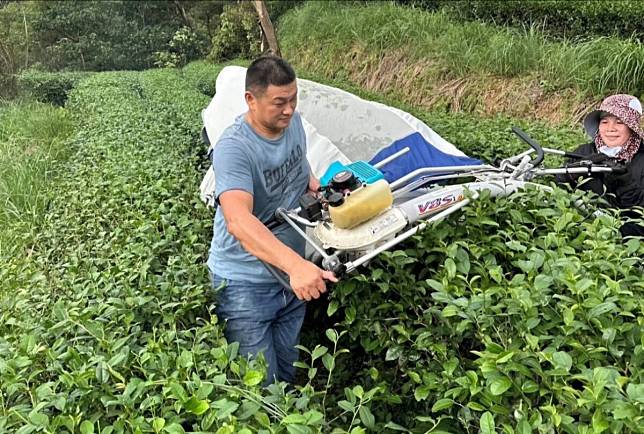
top-left (245, 56), bottom-right (296, 95)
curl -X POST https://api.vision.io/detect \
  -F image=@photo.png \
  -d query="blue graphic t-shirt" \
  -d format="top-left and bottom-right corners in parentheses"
top-left (207, 112), bottom-right (310, 283)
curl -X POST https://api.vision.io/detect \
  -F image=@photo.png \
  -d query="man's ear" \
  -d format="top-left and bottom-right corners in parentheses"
top-left (244, 91), bottom-right (255, 111)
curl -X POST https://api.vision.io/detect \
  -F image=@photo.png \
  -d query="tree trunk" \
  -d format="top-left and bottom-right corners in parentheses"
top-left (252, 0), bottom-right (280, 57)
top-left (173, 0), bottom-right (194, 29)
top-left (22, 7), bottom-right (29, 68)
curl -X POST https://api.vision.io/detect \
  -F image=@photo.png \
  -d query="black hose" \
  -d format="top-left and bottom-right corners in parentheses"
top-left (563, 151), bottom-right (589, 160)
top-left (262, 261), bottom-right (294, 291)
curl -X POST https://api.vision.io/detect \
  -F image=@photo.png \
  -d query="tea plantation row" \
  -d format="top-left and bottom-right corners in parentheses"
top-left (0, 68), bottom-right (372, 433)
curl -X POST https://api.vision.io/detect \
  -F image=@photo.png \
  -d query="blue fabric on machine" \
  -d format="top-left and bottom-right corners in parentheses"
top-left (368, 132), bottom-right (481, 183)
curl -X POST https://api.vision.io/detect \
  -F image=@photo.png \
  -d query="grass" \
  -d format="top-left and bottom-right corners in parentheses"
top-left (0, 101), bottom-right (72, 252)
top-left (279, 2), bottom-right (644, 101)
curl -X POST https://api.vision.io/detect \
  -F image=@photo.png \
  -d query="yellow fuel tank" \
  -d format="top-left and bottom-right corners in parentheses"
top-left (329, 179), bottom-right (393, 229)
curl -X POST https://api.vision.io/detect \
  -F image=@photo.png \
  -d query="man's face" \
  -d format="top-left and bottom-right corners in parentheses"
top-left (246, 81), bottom-right (298, 133)
top-left (599, 114), bottom-right (632, 148)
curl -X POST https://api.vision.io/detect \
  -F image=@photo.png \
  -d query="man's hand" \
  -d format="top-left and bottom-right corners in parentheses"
top-left (287, 258), bottom-right (338, 301)
top-left (308, 175), bottom-right (321, 196)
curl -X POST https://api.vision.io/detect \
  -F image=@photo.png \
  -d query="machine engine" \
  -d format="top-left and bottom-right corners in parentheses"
top-left (299, 160), bottom-right (394, 229)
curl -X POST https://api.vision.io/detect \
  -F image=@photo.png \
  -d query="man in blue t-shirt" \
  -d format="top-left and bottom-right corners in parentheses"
top-left (208, 56), bottom-right (337, 384)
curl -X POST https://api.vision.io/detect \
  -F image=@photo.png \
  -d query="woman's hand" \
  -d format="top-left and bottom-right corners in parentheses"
top-left (605, 163), bottom-right (632, 188)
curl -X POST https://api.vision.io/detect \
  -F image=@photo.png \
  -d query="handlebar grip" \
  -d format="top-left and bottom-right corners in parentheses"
top-left (511, 127), bottom-right (544, 167)
top-left (262, 261), bottom-right (337, 297)
top-left (610, 164), bottom-right (628, 175)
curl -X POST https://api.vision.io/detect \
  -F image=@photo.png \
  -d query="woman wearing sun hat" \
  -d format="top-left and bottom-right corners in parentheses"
top-left (557, 94), bottom-right (644, 236)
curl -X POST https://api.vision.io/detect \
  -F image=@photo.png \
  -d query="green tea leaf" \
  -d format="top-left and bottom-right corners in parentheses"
top-left (385, 346), bottom-right (402, 361)
top-left (327, 301), bottom-right (339, 316)
top-left (466, 401), bottom-right (486, 411)
top-left (359, 406), bottom-right (376, 430)
top-left (325, 329), bottom-right (339, 344)
top-left (151, 418), bottom-right (165, 433)
top-left (383, 421), bottom-right (409, 431)
top-left (496, 351), bottom-right (514, 364)
top-left (445, 258), bottom-right (456, 279)
top-left (516, 418), bottom-right (531, 434)
top-left (338, 400), bottom-right (354, 412)
top-left (592, 409), bottom-right (609, 433)
top-left (282, 414), bottom-right (307, 424)
top-left (414, 385), bottom-right (431, 401)
top-left (80, 421), bottom-right (94, 434)
top-left (489, 377), bottom-right (512, 396)
top-left (425, 279), bottom-right (444, 291)
top-left (626, 383), bottom-right (644, 403)
top-left (480, 411), bottom-right (495, 434)
top-left (552, 351), bottom-right (573, 372)
top-left (587, 302), bottom-right (617, 319)
top-left (164, 423), bottom-right (186, 434)
top-left (184, 396), bottom-right (210, 416)
top-left (243, 370), bottom-right (264, 387)
top-left (312, 345), bottom-right (328, 361)
top-left (431, 398), bottom-right (454, 412)
top-left (214, 399), bottom-right (239, 420)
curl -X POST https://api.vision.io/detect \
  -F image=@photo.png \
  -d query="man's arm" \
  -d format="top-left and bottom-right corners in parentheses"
top-left (218, 189), bottom-right (337, 301)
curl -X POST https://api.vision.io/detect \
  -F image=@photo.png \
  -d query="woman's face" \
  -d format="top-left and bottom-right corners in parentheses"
top-left (599, 115), bottom-right (632, 147)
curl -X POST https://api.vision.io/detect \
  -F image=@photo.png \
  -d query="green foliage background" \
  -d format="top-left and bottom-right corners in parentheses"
top-left (1, 1), bottom-right (644, 432)
top-left (0, 1), bottom-right (301, 99)
top-left (402, 0), bottom-right (644, 41)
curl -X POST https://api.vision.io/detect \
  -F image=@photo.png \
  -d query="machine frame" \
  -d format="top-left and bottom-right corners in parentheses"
top-left (264, 127), bottom-right (621, 284)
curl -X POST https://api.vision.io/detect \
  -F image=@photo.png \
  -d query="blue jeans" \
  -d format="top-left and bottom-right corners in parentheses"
top-left (212, 275), bottom-right (306, 384)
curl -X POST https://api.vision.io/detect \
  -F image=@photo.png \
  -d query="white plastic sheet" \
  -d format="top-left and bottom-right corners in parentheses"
top-left (199, 66), bottom-right (465, 206)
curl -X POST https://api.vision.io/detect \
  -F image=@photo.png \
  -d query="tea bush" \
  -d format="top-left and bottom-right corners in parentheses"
top-left (0, 68), bottom-right (376, 433)
top-left (17, 70), bottom-right (93, 106)
top-left (329, 186), bottom-right (644, 432)
top-left (180, 61), bottom-right (226, 98)
top-left (439, 1), bottom-right (644, 42)
top-left (177, 61), bottom-right (643, 432)
top-left (271, 62), bottom-right (643, 431)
